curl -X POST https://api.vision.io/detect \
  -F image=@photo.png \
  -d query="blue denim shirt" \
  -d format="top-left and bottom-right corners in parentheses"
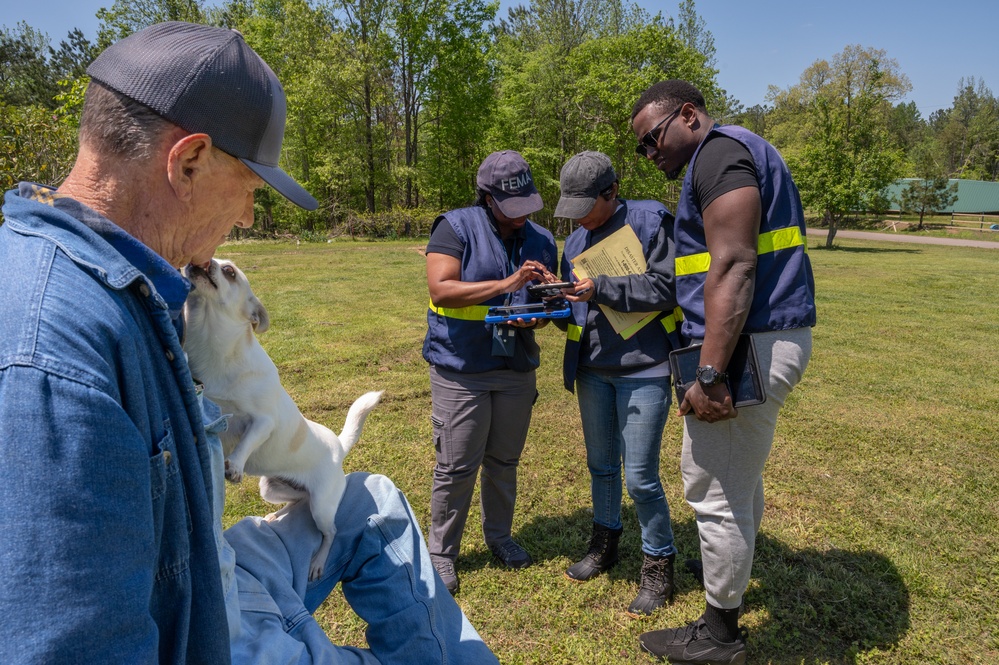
top-left (0, 185), bottom-right (231, 664)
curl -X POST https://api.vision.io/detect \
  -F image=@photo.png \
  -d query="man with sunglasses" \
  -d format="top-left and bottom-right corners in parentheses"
top-left (630, 80), bottom-right (816, 664)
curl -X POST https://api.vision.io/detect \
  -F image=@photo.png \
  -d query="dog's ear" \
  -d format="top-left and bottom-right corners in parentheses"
top-left (248, 296), bottom-right (270, 334)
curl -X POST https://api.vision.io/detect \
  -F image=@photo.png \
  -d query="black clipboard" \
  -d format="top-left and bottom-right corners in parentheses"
top-left (668, 333), bottom-right (766, 408)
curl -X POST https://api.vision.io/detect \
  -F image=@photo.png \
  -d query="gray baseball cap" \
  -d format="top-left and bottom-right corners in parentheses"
top-left (476, 150), bottom-right (544, 218)
top-left (87, 21), bottom-right (318, 211)
top-left (555, 151), bottom-right (617, 219)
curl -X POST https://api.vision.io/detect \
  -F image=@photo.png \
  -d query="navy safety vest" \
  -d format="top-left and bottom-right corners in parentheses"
top-left (560, 199), bottom-right (684, 392)
top-left (422, 205), bottom-right (558, 373)
top-left (674, 125), bottom-right (816, 340)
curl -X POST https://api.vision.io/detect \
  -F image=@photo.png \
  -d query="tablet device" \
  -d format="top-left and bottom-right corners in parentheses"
top-left (668, 334), bottom-right (766, 408)
top-left (484, 302), bottom-right (571, 324)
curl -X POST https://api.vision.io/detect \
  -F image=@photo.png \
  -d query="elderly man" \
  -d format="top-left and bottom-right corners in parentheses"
top-left (0, 22), bottom-right (497, 665)
top-left (631, 80), bottom-right (815, 664)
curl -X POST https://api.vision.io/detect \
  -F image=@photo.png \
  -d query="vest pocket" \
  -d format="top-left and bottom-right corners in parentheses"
top-left (149, 421), bottom-right (193, 580)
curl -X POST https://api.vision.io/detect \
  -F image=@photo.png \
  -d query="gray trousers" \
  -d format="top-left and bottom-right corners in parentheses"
top-left (681, 327), bottom-right (812, 609)
top-left (428, 365), bottom-right (537, 559)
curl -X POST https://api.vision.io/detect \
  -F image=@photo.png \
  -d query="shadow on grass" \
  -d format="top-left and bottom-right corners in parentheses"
top-left (505, 509), bottom-right (910, 664)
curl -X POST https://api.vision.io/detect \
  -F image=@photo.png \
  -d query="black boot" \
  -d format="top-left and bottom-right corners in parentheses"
top-left (626, 552), bottom-right (675, 617)
top-left (565, 523), bottom-right (622, 581)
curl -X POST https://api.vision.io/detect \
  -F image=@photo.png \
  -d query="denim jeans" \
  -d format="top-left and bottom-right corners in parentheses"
top-left (224, 473), bottom-right (499, 664)
top-left (575, 367), bottom-right (676, 557)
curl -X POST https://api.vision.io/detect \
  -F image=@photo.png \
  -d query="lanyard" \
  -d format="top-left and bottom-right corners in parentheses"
top-left (503, 235), bottom-right (520, 307)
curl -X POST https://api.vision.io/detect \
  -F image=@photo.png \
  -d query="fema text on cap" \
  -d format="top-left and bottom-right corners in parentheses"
top-left (501, 173), bottom-right (533, 192)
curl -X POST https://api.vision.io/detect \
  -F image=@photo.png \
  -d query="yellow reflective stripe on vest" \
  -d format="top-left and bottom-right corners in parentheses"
top-left (660, 306), bottom-right (684, 334)
top-left (566, 307), bottom-right (682, 340)
top-left (428, 300), bottom-right (490, 321)
top-left (675, 227), bottom-right (806, 276)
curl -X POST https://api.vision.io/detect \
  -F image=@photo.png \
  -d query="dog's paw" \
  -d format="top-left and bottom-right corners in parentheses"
top-left (308, 558), bottom-right (325, 581)
top-left (224, 459), bottom-right (244, 483)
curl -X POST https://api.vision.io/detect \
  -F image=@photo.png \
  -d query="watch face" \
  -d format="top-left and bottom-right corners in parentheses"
top-left (697, 366), bottom-right (718, 385)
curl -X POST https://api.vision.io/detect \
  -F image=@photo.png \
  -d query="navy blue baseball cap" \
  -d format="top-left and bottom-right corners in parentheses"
top-left (476, 150), bottom-right (543, 218)
top-left (87, 21), bottom-right (318, 210)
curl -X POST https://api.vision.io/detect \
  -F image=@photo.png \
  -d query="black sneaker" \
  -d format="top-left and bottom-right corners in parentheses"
top-left (488, 539), bottom-right (533, 569)
top-left (431, 555), bottom-right (459, 595)
top-left (639, 618), bottom-right (747, 664)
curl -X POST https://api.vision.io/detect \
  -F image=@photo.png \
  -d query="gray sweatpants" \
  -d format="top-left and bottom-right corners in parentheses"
top-left (681, 327), bottom-right (812, 609)
top-left (428, 365), bottom-right (538, 559)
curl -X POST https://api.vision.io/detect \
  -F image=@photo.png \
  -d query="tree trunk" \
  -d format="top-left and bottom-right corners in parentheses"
top-left (824, 209), bottom-right (837, 248)
top-left (364, 77), bottom-right (375, 214)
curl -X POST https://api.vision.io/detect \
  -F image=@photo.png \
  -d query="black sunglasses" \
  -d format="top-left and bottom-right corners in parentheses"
top-left (635, 107), bottom-right (682, 157)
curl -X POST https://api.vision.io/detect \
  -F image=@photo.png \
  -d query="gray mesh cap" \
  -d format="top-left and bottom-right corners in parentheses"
top-left (87, 21), bottom-right (318, 210)
top-left (554, 151), bottom-right (617, 219)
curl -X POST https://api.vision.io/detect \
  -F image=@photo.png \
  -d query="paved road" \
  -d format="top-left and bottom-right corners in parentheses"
top-left (806, 228), bottom-right (999, 249)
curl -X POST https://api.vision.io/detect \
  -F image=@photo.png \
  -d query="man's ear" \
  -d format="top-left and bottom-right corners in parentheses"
top-left (680, 102), bottom-right (699, 130)
top-left (166, 133), bottom-right (214, 202)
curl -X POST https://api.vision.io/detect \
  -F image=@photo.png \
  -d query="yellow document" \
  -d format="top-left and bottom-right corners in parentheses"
top-left (570, 224), bottom-right (660, 339)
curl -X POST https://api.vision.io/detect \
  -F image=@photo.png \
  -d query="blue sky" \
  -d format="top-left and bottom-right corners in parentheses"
top-left (4, 0), bottom-right (997, 118)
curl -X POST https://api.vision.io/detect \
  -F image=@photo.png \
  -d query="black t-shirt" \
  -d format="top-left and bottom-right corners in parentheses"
top-left (425, 217), bottom-right (465, 259)
top-left (425, 208), bottom-right (518, 260)
top-left (690, 133), bottom-right (758, 210)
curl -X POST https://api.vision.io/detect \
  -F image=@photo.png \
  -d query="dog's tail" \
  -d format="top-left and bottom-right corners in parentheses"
top-left (338, 390), bottom-right (383, 454)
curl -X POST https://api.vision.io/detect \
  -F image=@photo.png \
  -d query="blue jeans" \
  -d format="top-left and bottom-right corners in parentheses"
top-left (224, 472), bottom-right (499, 664)
top-left (575, 367), bottom-right (676, 557)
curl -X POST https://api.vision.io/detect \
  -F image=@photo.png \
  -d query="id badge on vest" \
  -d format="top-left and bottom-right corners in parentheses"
top-left (492, 323), bottom-right (516, 357)
top-left (491, 233), bottom-right (522, 359)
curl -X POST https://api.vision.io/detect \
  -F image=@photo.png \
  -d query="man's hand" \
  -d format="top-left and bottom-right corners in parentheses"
top-left (678, 380), bottom-right (738, 422)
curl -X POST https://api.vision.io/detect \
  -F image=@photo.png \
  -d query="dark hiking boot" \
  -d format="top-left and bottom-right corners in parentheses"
top-left (565, 523), bottom-right (623, 582)
top-left (626, 552), bottom-right (675, 617)
top-left (639, 618), bottom-right (748, 664)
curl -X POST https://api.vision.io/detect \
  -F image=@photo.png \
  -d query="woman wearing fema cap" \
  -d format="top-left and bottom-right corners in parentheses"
top-left (422, 150), bottom-right (558, 594)
top-left (553, 151), bottom-right (684, 617)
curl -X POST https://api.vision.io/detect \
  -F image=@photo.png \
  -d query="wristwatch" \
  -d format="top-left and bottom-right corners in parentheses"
top-left (696, 365), bottom-right (728, 388)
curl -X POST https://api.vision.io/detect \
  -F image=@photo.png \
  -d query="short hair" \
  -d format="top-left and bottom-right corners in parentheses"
top-left (632, 80), bottom-right (707, 120)
top-left (78, 81), bottom-right (175, 160)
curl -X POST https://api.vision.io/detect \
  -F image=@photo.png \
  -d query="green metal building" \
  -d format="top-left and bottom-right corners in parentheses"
top-left (883, 178), bottom-right (999, 214)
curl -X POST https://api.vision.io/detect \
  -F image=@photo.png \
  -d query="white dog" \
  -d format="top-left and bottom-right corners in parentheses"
top-left (183, 259), bottom-right (382, 581)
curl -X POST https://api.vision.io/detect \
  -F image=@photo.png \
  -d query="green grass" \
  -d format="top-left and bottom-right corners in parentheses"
top-left (214, 237), bottom-right (998, 664)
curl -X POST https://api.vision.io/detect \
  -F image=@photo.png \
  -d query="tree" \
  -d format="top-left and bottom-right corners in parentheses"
top-left (489, 0), bottom-right (719, 227)
top-left (416, 0), bottom-right (497, 211)
top-left (674, 0), bottom-right (714, 68)
top-left (389, 0), bottom-right (497, 209)
top-left (931, 77), bottom-right (999, 181)
top-left (733, 103), bottom-right (771, 138)
top-left (96, 0), bottom-right (206, 49)
top-left (898, 142), bottom-right (959, 230)
top-left (768, 45), bottom-right (910, 247)
top-left (1, 23), bottom-right (58, 108)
